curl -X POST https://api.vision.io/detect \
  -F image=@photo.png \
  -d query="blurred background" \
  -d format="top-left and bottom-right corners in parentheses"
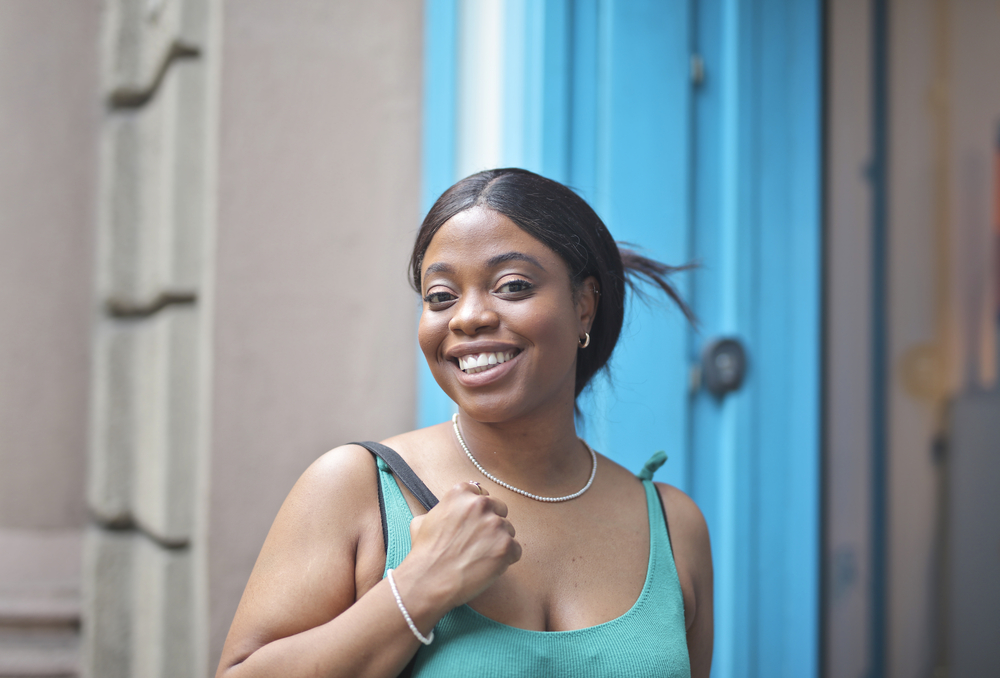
top-left (0, 0), bottom-right (997, 677)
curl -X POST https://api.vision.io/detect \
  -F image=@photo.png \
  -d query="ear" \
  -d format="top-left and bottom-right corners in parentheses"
top-left (576, 275), bottom-right (600, 336)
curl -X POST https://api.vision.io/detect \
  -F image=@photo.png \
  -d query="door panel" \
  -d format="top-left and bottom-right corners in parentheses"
top-left (421, 2), bottom-right (821, 676)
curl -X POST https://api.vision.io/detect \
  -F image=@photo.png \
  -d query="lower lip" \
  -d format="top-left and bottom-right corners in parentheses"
top-left (453, 352), bottom-right (520, 387)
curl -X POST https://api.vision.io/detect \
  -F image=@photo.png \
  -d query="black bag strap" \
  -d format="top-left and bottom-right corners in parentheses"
top-left (352, 441), bottom-right (439, 511)
top-left (350, 442), bottom-right (432, 678)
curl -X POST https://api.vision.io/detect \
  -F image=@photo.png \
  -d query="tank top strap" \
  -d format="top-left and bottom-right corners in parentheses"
top-left (641, 477), bottom-right (686, 669)
top-left (641, 479), bottom-right (670, 574)
top-left (375, 456), bottom-right (414, 572)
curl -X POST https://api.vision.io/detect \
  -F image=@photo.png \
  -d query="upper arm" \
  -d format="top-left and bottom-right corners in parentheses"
top-left (656, 483), bottom-right (713, 678)
top-left (217, 444), bottom-right (383, 669)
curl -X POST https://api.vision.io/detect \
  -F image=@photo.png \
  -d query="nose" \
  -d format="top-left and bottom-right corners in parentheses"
top-left (448, 291), bottom-right (499, 336)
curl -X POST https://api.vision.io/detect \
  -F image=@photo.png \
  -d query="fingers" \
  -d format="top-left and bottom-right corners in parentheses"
top-left (449, 481), bottom-right (508, 519)
top-left (486, 496), bottom-right (508, 519)
top-left (499, 515), bottom-right (516, 539)
top-left (508, 538), bottom-right (523, 564)
top-left (459, 480), bottom-right (488, 496)
top-left (406, 481), bottom-right (522, 608)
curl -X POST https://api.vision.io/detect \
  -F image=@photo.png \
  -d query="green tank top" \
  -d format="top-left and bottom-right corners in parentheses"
top-left (376, 456), bottom-right (691, 677)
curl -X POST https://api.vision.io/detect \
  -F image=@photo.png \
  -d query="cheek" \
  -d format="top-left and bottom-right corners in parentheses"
top-left (417, 309), bottom-right (446, 361)
top-left (510, 305), bottom-right (578, 355)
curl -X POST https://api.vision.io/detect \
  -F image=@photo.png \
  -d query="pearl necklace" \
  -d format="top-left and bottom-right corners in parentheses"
top-left (451, 413), bottom-right (598, 503)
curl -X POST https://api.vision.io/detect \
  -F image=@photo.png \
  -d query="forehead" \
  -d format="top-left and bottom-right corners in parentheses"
top-left (422, 207), bottom-right (562, 270)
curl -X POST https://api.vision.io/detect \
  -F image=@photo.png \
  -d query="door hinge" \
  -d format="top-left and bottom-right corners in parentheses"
top-left (690, 54), bottom-right (705, 87)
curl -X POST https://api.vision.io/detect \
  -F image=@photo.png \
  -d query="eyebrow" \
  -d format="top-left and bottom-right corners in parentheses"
top-left (423, 251), bottom-right (546, 278)
top-left (486, 251), bottom-right (546, 270)
top-left (423, 262), bottom-right (454, 276)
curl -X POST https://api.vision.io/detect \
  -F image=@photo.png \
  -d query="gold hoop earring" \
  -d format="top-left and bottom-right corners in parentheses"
top-left (579, 332), bottom-right (591, 349)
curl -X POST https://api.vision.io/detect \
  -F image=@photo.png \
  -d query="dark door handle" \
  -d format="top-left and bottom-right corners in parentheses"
top-left (701, 337), bottom-right (748, 398)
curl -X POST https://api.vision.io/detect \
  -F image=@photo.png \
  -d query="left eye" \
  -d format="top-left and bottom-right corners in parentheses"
top-left (497, 280), bottom-right (533, 295)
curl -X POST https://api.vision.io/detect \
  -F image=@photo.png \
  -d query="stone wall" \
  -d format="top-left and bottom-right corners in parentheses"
top-left (83, 1), bottom-right (219, 675)
top-left (78, 1), bottom-right (422, 676)
top-left (0, 0), bottom-right (421, 675)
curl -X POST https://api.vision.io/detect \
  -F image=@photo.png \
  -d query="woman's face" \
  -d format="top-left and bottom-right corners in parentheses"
top-left (418, 207), bottom-right (597, 423)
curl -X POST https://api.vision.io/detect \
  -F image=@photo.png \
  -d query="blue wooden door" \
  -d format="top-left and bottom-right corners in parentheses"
top-left (421, 2), bottom-right (821, 677)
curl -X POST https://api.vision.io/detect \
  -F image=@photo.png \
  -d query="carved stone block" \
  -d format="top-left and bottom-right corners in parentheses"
top-left (81, 527), bottom-right (198, 678)
top-left (101, 0), bottom-right (208, 95)
top-left (98, 61), bottom-right (205, 305)
top-left (88, 306), bottom-right (199, 545)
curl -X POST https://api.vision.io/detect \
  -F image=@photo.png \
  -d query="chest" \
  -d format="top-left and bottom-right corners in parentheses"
top-left (404, 491), bottom-right (690, 677)
top-left (474, 499), bottom-right (652, 631)
top-left (355, 476), bottom-right (652, 632)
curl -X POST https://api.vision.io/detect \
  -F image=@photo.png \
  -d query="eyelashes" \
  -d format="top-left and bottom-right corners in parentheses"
top-left (497, 279), bottom-right (532, 294)
top-left (422, 279), bottom-right (535, 308)
top-left (423, 291), bottom-right (456, 305)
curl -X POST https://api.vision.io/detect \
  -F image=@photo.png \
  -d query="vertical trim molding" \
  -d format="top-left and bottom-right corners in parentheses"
top-left (870, 0), bottom-right (889, 675)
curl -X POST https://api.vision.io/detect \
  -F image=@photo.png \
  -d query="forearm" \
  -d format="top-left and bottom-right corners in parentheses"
top-left (218, 566), bottom-right (450, 678)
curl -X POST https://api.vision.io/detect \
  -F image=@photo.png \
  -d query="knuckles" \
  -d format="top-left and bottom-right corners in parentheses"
top-left (449, 481), bottom-right (486, 497)
top-left (510, 541), bottom-right (523, 562)
top-left (483, 514), bottom-right (505, 532)
top-left (415, 487), bottom-right (518, 561)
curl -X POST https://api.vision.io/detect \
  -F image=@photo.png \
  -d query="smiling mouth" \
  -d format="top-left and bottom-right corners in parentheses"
top-left (456, 350), bottom-right (519, 374)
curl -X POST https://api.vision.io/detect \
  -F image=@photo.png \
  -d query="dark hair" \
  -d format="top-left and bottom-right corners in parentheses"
top-left (410, 168), bottom-right (693, 398)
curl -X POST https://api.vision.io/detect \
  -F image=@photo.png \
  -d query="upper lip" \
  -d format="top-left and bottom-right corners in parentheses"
top-left (445, 341), bottom-right (521, 361)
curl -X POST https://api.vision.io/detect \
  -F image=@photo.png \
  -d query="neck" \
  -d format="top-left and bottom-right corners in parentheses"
top-left (454, 400), bottom-right (591, 497)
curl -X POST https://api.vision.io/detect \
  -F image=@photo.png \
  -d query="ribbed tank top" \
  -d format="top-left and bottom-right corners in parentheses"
top-left (376, 456), bottom-right (691, 677)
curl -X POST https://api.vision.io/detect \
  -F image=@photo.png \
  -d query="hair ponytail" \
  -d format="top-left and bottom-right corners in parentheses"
top-left (617, 245), bottom-right (696, 324)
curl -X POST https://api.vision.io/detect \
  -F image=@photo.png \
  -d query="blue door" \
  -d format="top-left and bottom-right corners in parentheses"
top-left (421, 2), bottom-right (821, 676)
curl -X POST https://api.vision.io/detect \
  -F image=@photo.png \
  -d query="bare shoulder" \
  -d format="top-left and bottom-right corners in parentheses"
top-left (264, 443), bottom-right (383, 551)
top-left (285, 441), bottom-right (371, 490)
top-left (653, 483), bottom-right (712, 570)
top-left (377, 422), bottom-right (457, 494)
top-left (218, 443), bottom-right (383, 667)
top-left (653, 484), bottom-right (713, 676)
top-left (262, 442), bottom-right (389, 587)
top-left (654, 485), bottom-right (708, 537)
top-left (291, 442), bottom-right (381, 512)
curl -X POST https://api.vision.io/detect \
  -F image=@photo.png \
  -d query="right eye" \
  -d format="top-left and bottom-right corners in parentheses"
top-left (423, 291), bottom-right (456, 306)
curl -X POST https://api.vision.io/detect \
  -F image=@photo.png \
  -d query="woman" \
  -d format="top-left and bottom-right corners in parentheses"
top-left (216, 169), bottom-right (713, 677)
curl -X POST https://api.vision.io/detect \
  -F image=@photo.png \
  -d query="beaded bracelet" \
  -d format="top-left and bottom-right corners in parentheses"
top-left (386, 569), bottom-right (435, 646)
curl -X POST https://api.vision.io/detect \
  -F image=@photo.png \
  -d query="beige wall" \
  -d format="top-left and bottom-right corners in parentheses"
top-left (0, 2), bottom-right (100, 674)
top-left (74, 1), bottom-right (423, 674)
top-left (0, 0), bottom-right (100, 531)
top-left (887, 1), bottom-right (1000, 676)
top-left (208, 0), bottom-right (422, 668)
top-left (827, 1), bottom-right (1000, 676)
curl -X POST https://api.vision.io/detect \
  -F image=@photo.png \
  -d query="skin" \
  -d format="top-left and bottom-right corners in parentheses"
top-left (216, 207), bottom-right (714, 678)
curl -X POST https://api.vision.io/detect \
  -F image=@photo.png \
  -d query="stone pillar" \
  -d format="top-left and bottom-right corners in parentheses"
top-left (82, 1), bottom-right (423, 675)
top-left (83, 0), bottom-right (219, 676)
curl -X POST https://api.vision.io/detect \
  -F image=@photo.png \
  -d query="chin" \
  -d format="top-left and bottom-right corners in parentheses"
top-left (450, 396), bottom-right (522, 424)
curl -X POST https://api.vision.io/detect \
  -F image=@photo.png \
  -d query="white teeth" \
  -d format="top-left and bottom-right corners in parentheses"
top-left (458, 351), bottom-right (518, 373)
